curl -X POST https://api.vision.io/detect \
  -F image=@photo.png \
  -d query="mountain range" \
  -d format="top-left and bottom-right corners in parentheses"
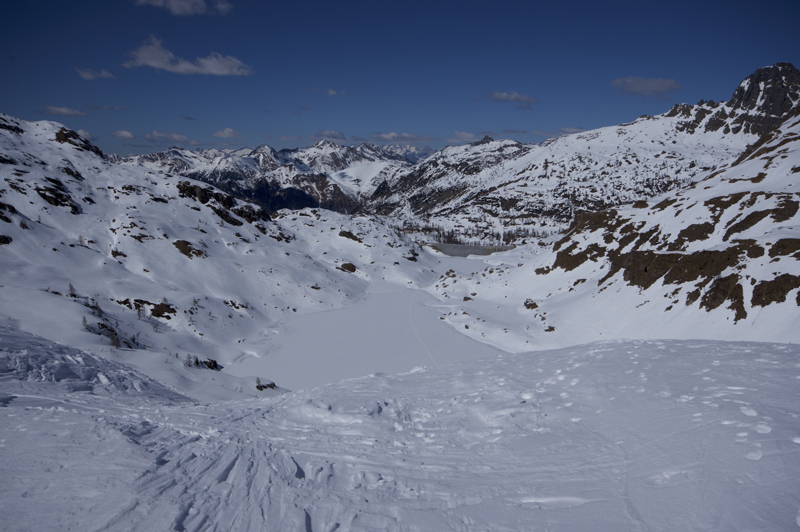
top-left (1, 63), bottom-right (799, 531)
top-left (113, 63), bottom-right (800, 243)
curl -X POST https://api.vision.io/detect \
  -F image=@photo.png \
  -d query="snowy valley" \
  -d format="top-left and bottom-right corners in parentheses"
top-left (1, 63), bottom-right (800, 531)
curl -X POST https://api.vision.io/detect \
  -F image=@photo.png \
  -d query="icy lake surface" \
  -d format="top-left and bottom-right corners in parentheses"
top-left (228, 285), bottom-right (503, 390)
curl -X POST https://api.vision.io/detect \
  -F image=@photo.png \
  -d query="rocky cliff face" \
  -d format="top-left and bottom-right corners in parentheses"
top-left (535, 104), bottom-right (800, 326)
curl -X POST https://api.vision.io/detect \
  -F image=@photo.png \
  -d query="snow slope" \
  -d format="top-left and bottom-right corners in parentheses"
top-left (427, 105), bottom-right (800, 350)
top-left (1, 64), bottom-right (799, 531)
top-left (0, 113), bottom-right (435, 400)
top-left (3, 327), bottom-right (800, 531)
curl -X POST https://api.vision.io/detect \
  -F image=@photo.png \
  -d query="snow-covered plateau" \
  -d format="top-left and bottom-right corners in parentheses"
top-left (2, 62), bottom-right (800, 531)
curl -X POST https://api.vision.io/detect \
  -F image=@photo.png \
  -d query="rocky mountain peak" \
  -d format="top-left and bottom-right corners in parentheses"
top-left (313, 139), bottom-right (340, 149)
top-left (728, 62), bottom-right (800, 117)
top-left (471, 135), bottom-right (495, 146)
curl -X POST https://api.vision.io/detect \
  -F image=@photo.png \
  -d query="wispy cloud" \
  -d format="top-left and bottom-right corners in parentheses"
top-left (182, 116), bottom-right (197, 121)
top-left (75, 68), bottom-right (115, 80)
top-left (611, 76), bottom-right (683, 99)
top-left (503, 128), bottom-right (527, 134)
top-left (76, 129), bottom-right (94, 140)
top-left (447, 131), bottom-right (478, 143)
top-left (85, 104), bottom-right (125, 111)
top-left (263, 133), bottom-right (272, 139)
top-left (144, 130), bottom-right (200, 145)
top-left (487, 90), bottom-right (538, 110)
top-left (135, 0), bottom-right (232, 15)
top-left (214, 127), bottom-right (242, 138)
top-left (293, 105), bottom-right (313, 115)
top-left (43, 106), bottom-right (88, 117)
top-left (111, 130), bottom-right (135, 139)
top-left (310, 130), bottom-right (347, 143)
top-left (370, 132), bottom-right (436, 143)
top-left (446, 131), bottom-right (496, 143)
top-left (214, 1), bottom-right (233, 14)
top-left (532, 127), bottom-right (587, 138)
top-left (326, 88), bottom-right (345, 96)
top-left (123, 36), bottom-right (252, 76)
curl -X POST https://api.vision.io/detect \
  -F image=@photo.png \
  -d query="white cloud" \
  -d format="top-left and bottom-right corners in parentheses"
top-left (532, 127), bottom-right (587, 139)
top-left (487, 90), bottom-right (538, 110)
top-left (75, 68), bottom-right (115, 80)
top-left (111, 130), bottom-right (135, 139)
top-left (43, 106), bottom-right (88, 117)
top-left (557, 127), bottom-right (586, 135)
top-left (144, 130), bottom-right (200, 145)
top-left (214, 127), bottom-right (243, 138)
top-left (447, 131), bottom-right (478, 143)
top-left (85, 104), bottom-right (125, 111)
top-left (370, 132), bottom-right (435, 143)
top-left (611, 76), bottom-right (683, 99)
top-left (310, 130), bottom-right (347, 142)
top-left (326, 89), bottom-right (345, 96)
top-left (214, 1), bottom-right (233, 14)
top-left (76, 129), bottom-right (94, 140)
top-left (123, 36), bottom-right (252, 76)
top-left (135, 0), bottom-right (233, 15)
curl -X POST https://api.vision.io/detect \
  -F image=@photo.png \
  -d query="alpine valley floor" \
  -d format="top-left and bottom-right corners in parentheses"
top-left (2, 262), bottom-right (800, 531)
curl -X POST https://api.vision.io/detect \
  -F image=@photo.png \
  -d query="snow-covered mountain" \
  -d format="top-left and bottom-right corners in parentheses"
top-left (2, 63), bottom-right (800, 531)
top-left (428, 95), bottom-right (800, 350)
top-left (368, 63), bottom-right (800, 242)
top-left (112, 63), bottom-right (800, 245)
top-left (112, 139), bottom-right (415, 213)
top-left (381, 143), bottom-right (435, 163)
top-left (0, 112), bottom-right (433, 398)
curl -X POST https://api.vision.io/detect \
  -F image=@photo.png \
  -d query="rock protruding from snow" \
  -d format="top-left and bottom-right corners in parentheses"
top-left (729, 62), bottom-right (800, 117)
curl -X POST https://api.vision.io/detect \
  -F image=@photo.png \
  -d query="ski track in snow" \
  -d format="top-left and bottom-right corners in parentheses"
top-left (408, 290), bottom-right (440, 370)
top-left (3, 336), bottom-right (800, 531)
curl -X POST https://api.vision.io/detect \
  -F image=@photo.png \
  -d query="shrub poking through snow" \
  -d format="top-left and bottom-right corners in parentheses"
top-left (173, 240), bottom-right (205, 258)
top-left (338, 263), bottom-right (356, 273)
top-left (256, 377), bottom-right (275, 390)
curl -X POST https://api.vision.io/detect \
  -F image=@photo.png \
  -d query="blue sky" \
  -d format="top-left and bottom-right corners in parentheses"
top-left (2, 0), bottom-right (799, 155)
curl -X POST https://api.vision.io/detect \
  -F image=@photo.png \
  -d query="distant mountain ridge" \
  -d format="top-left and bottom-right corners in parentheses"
top-left (111, 139), bottom-right (417, 213)
top-left (367, 63), bottom-right (800, 241)
top-left (107, 63), bottom-right (799, 242)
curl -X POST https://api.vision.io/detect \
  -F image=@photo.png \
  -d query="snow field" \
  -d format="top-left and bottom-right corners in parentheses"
top-left (3, 330), bottom-right (800, 531)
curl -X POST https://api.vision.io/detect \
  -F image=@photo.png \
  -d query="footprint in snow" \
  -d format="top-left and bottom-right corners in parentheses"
top-left (518, 496), bottom-right (592, 509)
top-left (755, 423), bottom-right (771, 434)
top-left (745, 449), bottom-right (763, 461)
top-left (740, 406), bottom-right (758, 417)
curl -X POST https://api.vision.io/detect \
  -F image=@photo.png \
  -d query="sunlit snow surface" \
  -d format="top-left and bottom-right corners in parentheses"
top-left (2, 112), bottom-right (800, 530)
top-left (3, 326), bottom-right (800, 531)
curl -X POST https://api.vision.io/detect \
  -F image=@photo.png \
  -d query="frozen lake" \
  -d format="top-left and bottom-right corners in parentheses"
top-left (226, 284), bottom-right (504, 390)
